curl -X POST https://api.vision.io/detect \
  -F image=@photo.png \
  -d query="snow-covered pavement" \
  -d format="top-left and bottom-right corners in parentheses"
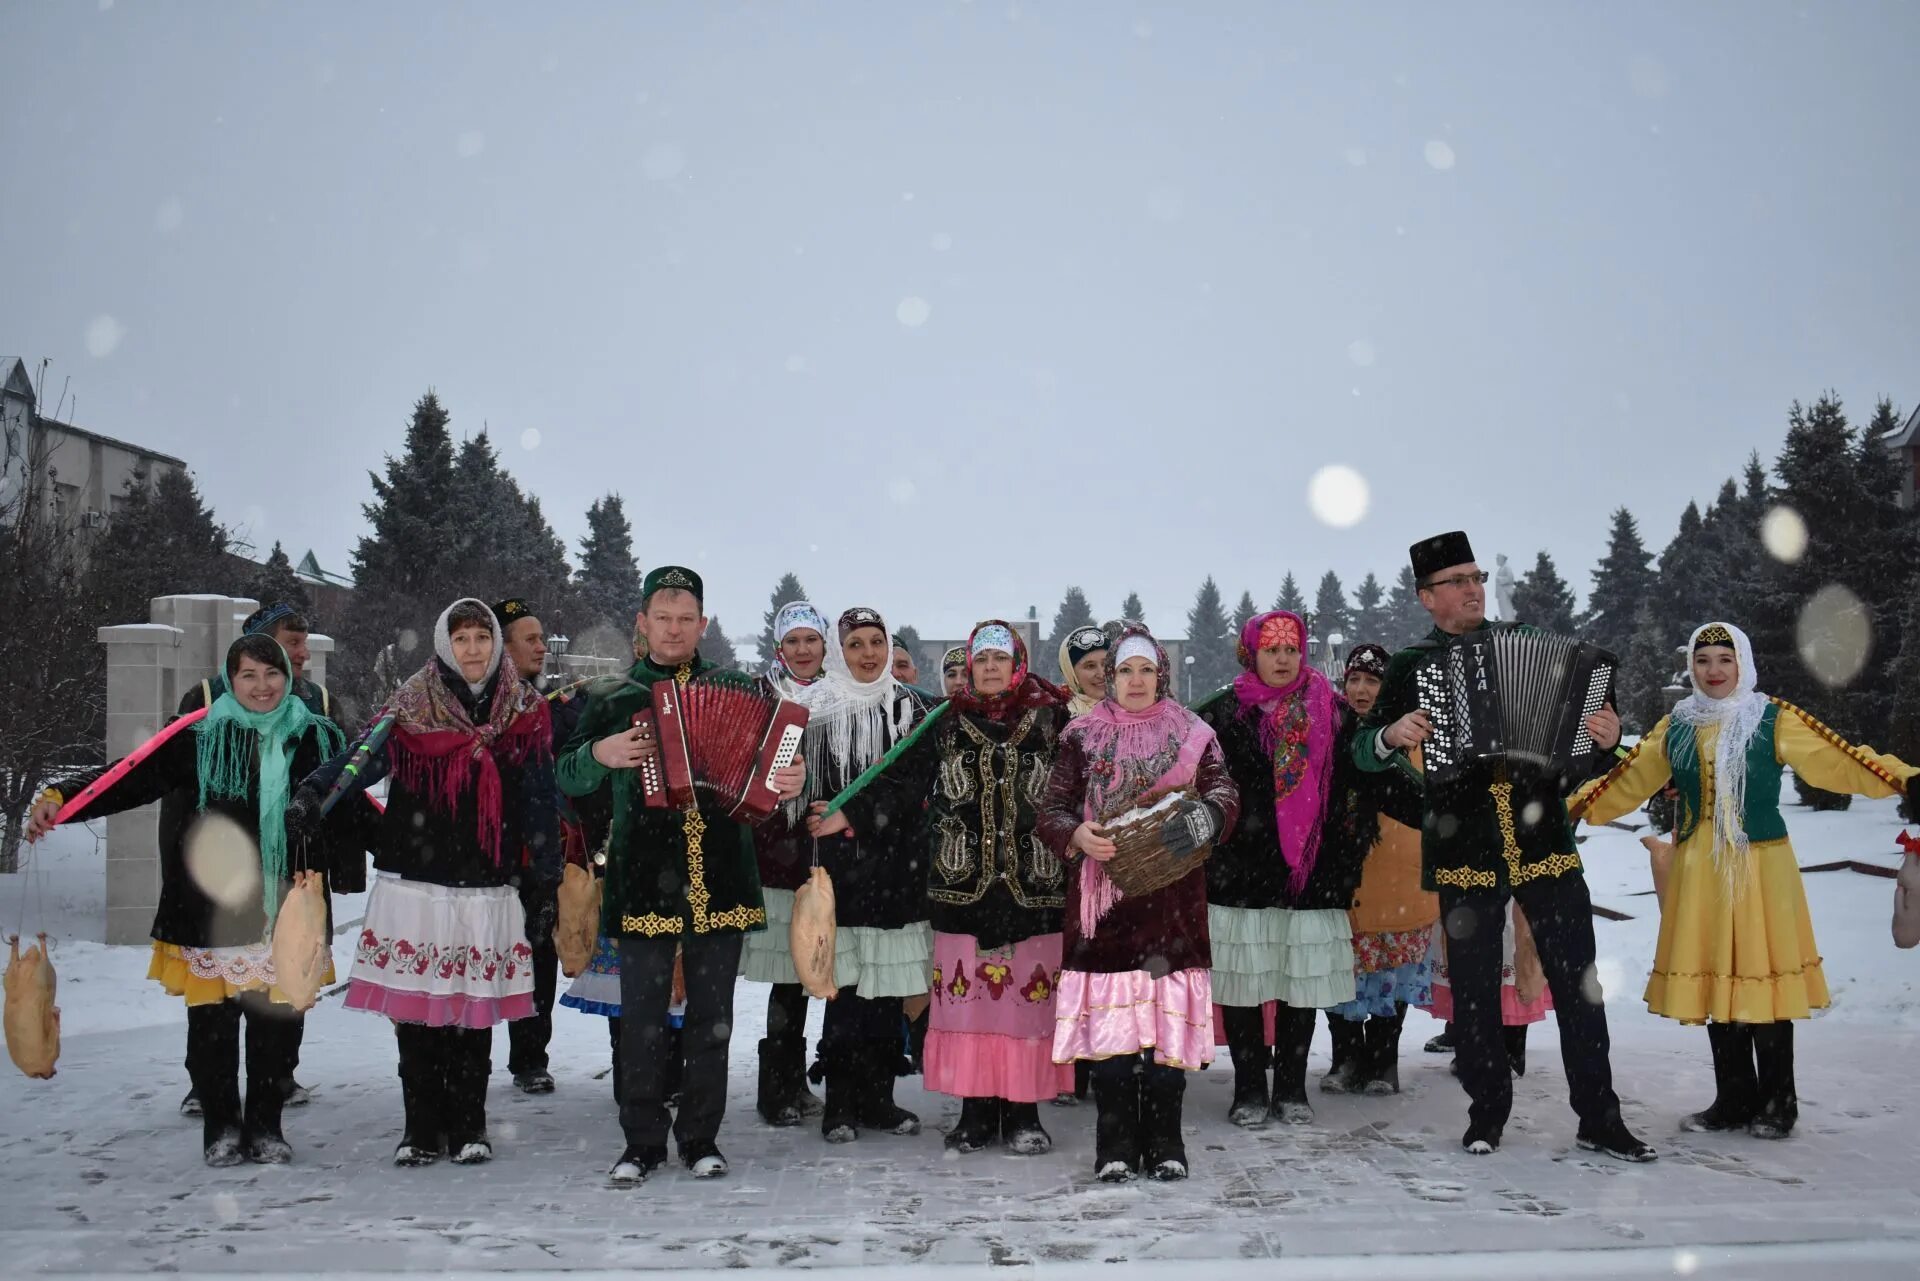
top-left (4, 795), bottom-right (1918, 1277)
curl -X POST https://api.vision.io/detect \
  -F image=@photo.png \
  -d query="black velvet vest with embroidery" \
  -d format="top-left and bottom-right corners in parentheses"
top-left (924, 703), bottom-right (1070, 950)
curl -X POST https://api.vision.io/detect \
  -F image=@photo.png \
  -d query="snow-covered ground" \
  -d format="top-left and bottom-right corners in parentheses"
top-left (3, 794), bottom-right (1918, 1279)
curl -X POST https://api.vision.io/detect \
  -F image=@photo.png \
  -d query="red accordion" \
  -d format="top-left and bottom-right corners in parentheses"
top-left (637, 671), bottom-right (809, 823)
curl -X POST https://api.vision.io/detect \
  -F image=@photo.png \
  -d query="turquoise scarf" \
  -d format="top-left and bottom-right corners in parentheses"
top-left (195, 656), bottom-right (343, 927)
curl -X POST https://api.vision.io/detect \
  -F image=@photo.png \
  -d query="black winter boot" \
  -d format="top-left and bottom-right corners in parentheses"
top-left (757, 1037), bottom-right (802, 1127)
top-left (1321, 1016), bottom-right (1367, 1094)
top-left (1750, 1023), bottom-right (1798, 1139)
top-left (444, 1028), bottom-right (493, 1164)
top-left (1362, 1005), bottom-right (1407, 1096)
top-left (857, 1038), bottom-right (921, 1136)
top-left (815, 1041), bottom-right (859, 1143)
top-left (188, 1001), bottom-right (244, 1167)
top-left (944, 1097), bottom-right (1001, 1153)
top-left (1091, 1057), bottom-right (1142, 1182)
top-left (393, 1024), bottom-right (442, 1167)
top-left (1220, 1005), bottom-right (1271, 1127)
top-left (1269, 1005), bottom-right (1315, 1125)
top-left (1684, 1023), bottom-right (1757, 1132)
top-left (1503, 1023), bottom-right (1529, 1079)
top-left (1000, 1101), bottom-right (1052, 1155)
top-left (1140, 1063), bottom-right (1189, 1181)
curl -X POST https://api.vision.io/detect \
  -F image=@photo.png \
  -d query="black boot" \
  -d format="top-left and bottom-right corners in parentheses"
top-left (1750, 1023), bottom-right (1798, 1139)
top-left (1141, 1062), bottom-right (1189, 1181)
top-left (607, 1017), bottom-right (624, 1108)
top-left (1091, 1057), bottom-right (1142, 1181)
top-left (1503, 1023), bottom-right (1528, 1079)
top-left (1424, 1022), bottom-right (1454, 1053)
top-left (242, 1001), bottom-right (296, 1164)
top-left (394, 1024), bottom-right (442, 1167)
top-left (757, 1037), bottom-right (802, 1127)
top-left (857, 1038), bottom-right (921, 1136)
top-left (1221, 1005), bottom-right (1270, 1127)
top-left (188, 1002), bottom-right (243, 1167)
top-left (1321, 1016), bottom-right (1367, 1094)
top-left (1362, 1005), bottom-right (1406, 1096)
top-left (1269, 1004), bottom-right (1315, 1125)
top-left (444, 1028), bottom-right (493, 1164)
top-left (816, 1041), bottom-right (859, 1143)
top-left (944, 1097), bottom-right (1001, 1153)
top-left (1001, 1101), bottom-right (1052, 1155)
top-left (1684, 1023), bottom-right (1758, 1132)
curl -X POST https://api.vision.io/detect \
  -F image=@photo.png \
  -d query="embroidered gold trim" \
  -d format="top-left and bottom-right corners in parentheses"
top-left (622, 913), bottom-right (683, 936)
top-left (1433, 864), bottom-right (1498, 890)
top-left (1490, 776), bottom-right (1582, 886)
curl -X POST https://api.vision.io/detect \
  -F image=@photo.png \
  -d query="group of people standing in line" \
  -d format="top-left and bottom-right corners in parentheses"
top-left (28, 528), bottom-right (1918, 1185)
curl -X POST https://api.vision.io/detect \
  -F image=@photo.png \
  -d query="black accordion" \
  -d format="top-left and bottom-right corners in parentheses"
top-left (1413, 628), bottom-right (1616, 786)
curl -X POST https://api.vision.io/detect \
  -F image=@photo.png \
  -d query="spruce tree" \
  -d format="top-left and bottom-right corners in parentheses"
top-left (1272, 572), bottom-right (1306, 617)
top-left (1388, 565), bottom-right (1429, 645)
top-left (1888, 571), bottom-right (1920, 823)
top-left (1617, 601), bottom-right (1679, 735)
top-left (1512, 551), bottom-right (1577, 633)
top-left (339, 391), bottom-right (463, 714)
top-left (1045, 587), bottom-right (1096, 653)
top-left (757, 572), bottom-right (809, 664)
top-left (1583, 508), bottom-right (1654, 659)
top-left (1230, 590), bottom-right (1258, 640)
top-left (444, 432), bottom-right (572, 629)
top-left (576, 493), bottom-right (642, 632)
top-left (698, 616), bottom-right (741, 670)
top-left (1184, 576), bottom-right (1236, 699)
top-left (88, 466), bottom-right (237, 629)
top-left (246, 541), bottom-right (313, 617)
top-left (1121, 590), bottom-right (1145, 626)
top-left (1312, 570), bottom-right (1352, 652)
top-left (1351, 571), bottom-right (1390, 647)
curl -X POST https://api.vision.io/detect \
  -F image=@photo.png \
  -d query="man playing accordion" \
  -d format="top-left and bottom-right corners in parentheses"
top-left (1352, 530), bottom-right (1655, 1163)
top-left (557, 565), bottom-right (806, 1187)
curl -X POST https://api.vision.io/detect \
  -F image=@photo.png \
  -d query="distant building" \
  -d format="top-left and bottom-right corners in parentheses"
top-left (1884, 402), bottom-right (1919, 509)
top-left (0, 356), bottom-right (186, 544)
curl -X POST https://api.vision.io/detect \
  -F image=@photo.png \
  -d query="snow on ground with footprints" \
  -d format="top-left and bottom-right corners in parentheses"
top-left (3, 783), bottom-right (1919, 1279)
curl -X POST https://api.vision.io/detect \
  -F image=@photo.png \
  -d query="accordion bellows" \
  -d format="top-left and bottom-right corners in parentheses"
top-left (645, 671), bottom-right (809, 823)
top-left (1415, 628), bottom-right (1616, 785)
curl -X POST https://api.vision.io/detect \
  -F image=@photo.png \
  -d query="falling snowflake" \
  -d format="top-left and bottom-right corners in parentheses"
top-left (1346, 339), bottom-right (1376, 367)
top-left (154, 198), bottom-right (184, 234)
top-left (456, 131), bottom-right (486, 158)
top-left (1424, 140), bottom-right (1456, 171)
top-left (520, 428), bottom-right (542, 451)
top-left (896, 296), bottom-right (932, 328)
top-left (642, 142), bottom-right (685, 181)
top-left (1307, 465), bottom-right (1370, 529)
top-left (85, 316), bottom-right (126, 358)
top-left (1760, 505), bottom-right (1807, 564)
top-left (1796, 584), bottom-right (1871, 688)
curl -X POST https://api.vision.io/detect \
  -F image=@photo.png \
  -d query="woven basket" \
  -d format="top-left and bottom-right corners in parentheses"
top-left (1099, 789), bottom-right (1212, 897)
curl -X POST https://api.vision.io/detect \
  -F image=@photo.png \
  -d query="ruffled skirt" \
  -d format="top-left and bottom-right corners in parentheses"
top-left (738, 886), bottom-right (799, 985)
top-left (1208, 904), bottom-right (1356, 1009)
top-left (559, 934), bottom-right (623, 1017)
top-left (833, 921), bottom-right (934, 1000)
top-left (147, 940), bottom-right (335, 1009)
top-left (1052, 967), bottom-right (1214, 1071)
top-left (344, 875), bottom-right (535, 1029)
top-left (924, 931), bottom-right (1073, 1103)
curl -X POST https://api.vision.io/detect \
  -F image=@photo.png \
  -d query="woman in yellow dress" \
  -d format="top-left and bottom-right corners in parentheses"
top-left (1572, 621), bottom-right (1918, 1139)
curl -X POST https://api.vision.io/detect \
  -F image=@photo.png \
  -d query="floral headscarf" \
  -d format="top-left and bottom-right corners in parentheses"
top-left (1233, 609), bottom-right (1340, 895)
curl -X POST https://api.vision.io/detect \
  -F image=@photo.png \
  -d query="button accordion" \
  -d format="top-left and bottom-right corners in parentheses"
top-left (634, 671), bottom-right (809, 823)
top-left (1413, 627), bottom-right (1616, 786)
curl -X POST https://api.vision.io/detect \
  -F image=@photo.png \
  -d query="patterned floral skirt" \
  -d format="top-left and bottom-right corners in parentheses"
top-left (344, 874), bottom-right (535, 1029)
top-left (924, 931), bottom-right (1074, 1103)
top-left (560, 934), bottom-right (623, 1018)
top-left (1330, 928), bottom-right (1435, 1020)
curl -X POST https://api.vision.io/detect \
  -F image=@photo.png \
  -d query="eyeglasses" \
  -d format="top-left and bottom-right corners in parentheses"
top-left (1422, 571), bottom-right (1489, 590)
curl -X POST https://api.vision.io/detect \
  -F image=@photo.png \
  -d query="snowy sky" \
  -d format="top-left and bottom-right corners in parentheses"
top-left (3, 2), bottom-right (1916, 642)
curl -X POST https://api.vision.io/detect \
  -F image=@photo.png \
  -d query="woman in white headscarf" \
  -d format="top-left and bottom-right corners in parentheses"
top-left (800, 606), bottom-right (938, 1143)
top-left (1573, 622), bottom-right (1918, 1139)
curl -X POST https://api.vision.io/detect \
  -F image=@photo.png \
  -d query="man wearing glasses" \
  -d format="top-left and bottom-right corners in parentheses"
top-left (1352, 530), bottom-right (1655, 1164)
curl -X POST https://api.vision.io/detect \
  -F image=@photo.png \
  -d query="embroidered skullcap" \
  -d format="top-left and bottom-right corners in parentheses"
top-left (1344, 643), bottom-right (1391, 678)
top-left (941, 645), bottom-right (967, 671)
top-left (837, 606), bottom-right (886, 643)
top-left (1257, 614), bottom-right (1303, 652)
top-left (642, 565), bottom-right (703, 607)
top-left (1410, 530), bottom-right (1476, 583)
top-left (1066, 625), bottom-right (1111, 667)
top-left (1113, 634), bottom-right (1160, 668)
top-left (243, 602), bottom-right (302, 636)
top-left (1693, 623), bottom-right (1736, 650)
top-left (774, 601), bottom-right (829, 645)
top-left (491, 598), bottom-right (536, 629)
top-left (971, 624), bottom-right (1016, 658)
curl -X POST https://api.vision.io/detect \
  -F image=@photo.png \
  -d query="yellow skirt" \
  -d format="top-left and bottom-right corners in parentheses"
top-left (147, 941), bottom-right (336, 1009)
top-left (1643, 835), bottom-right (1826, 1024)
